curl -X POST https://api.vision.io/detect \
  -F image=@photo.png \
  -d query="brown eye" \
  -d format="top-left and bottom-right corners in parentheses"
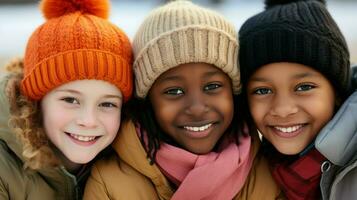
top-left (61, 97), bottom-right (79, 104)
top-left (253, 88), bottom-right (272, 95)
top-left (99, 102), bottom-right (117, 108)
top-left (296, 84), bottom-right (316, 92)
top-left (204, 83), bottom-right (221, 91)
top-left (164, 88), bottom-right (184, 95)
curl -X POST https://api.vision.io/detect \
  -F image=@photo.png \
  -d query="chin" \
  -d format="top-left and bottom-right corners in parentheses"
top-left (68, 154), bottom-right (96, 164)
top-left (187, 146), bottom-right (214, 155)
top-left (276, 146), bottom-right (303, 156)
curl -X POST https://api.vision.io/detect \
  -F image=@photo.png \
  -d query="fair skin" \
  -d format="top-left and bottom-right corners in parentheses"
top-left (247, 62), bottom-right (336, 155)
top-left (149, 63), bottom-right (234, 154)
top-left (41, 80), bottom-right (123, 172)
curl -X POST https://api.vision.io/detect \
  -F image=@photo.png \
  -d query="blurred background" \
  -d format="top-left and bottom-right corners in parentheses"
top-left (1, 0), bottom-right (356, 74)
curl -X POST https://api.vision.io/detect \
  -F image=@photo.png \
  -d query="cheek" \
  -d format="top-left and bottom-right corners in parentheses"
top-left (152, 101), bottom-right (178, 129)
top-left (42, 106), bottom-right (72, 131)
top-left (305, 96), bottom-right (335, 127)
top-left (248, 98), bottom-right (266, 124)
top-left (217, 95), bottom-right (234, 121)
top-left (101, 112), bottom-right (121, 136)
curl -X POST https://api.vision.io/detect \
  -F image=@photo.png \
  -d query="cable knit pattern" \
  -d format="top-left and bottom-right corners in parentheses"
top-left (239, 0), bottom-right (350, 97)
top-left (132, 0), bottom-right (239, 98)
top-left (21, 0), bottom-right (133, 101)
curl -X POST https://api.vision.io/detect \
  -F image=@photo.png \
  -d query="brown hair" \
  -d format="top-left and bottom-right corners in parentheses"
top-left (5, 59), bottom-right (59, 170)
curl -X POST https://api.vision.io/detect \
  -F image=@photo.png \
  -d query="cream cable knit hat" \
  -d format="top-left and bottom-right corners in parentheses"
top-left (133, 0), bottom-right (240, 98)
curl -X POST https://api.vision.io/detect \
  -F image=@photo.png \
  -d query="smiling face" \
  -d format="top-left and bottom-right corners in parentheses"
top-left (149, 63), bottom-right (234, 154)
top-left (247, 62), bottom-right (336, 155)
top-left (41, 80), bottom-right (122, 170)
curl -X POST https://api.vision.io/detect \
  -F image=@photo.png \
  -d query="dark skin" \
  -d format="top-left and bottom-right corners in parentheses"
top-left (149, 62), bottom-right (234, 154)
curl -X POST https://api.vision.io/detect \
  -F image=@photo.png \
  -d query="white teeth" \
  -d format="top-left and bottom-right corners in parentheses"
top-left (69, 133), bottom-right (96, 142)
top-left (184, 124), bottom-right (212, 132)
top-left (274, 125), bottom-right (302, 133)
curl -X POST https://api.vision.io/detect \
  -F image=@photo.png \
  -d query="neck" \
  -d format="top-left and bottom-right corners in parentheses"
top-left (50, 143), bottom-right (82, 174)
top-left (299, 141), bottom-right (315, 157)
top-left (60, 157), bottom-right (82, 174)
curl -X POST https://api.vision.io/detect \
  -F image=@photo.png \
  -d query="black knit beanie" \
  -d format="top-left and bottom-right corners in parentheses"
top-left (239, 0), bottom-right (350, 97)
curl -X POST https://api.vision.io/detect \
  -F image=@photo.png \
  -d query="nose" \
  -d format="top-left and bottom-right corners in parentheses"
top-left (184, 92), bottom-right (209, 117)
top-left (269, 92), bottom-right (298, 118)
top-left (76, 107), bottom-right (98, 128)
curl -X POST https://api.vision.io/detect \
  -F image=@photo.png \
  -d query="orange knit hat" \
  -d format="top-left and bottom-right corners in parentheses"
top-left (21, 0), bottom-right (133, 102)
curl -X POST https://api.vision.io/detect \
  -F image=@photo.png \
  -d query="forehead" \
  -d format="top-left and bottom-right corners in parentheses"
top-left (156, 62), bottom-right (226, 82)
top-left (44, 79), bottom-right (122, 99)
top-left (250, 62), bottom-right (324, 81)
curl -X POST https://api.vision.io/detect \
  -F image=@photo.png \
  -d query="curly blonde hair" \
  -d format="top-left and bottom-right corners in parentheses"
top-left (5, 59), bottom-right (60, 170)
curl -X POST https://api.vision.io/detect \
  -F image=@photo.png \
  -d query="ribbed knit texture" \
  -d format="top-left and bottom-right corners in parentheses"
top-left (21, 0), bottom-right (133, 101)
top-left (133, 0), bottom-right (239, 98)
top-left (239, 0), bottom-right (350, 97)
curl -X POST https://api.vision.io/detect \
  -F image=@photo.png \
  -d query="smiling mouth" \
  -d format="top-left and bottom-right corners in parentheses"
top-left (273, 124), bottom-right (304, 133)
top-left (66, 132), bottom-right (99, 142)
top-left (183, 123), bottom-right (212, 132)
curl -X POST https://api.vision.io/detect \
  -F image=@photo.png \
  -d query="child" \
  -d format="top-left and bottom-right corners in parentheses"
top-left (0, 0), bottom-right (132, 199)
top-left (84, 1), bottom-right (281, 199)
top-left (238, 0), bottom-right (353, 199)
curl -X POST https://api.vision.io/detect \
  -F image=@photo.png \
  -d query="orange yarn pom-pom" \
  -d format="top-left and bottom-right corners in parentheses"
top-left (40, 0), bottom-right (110, 19)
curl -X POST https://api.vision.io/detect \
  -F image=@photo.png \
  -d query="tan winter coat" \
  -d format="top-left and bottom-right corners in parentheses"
top-left (84, 120), bottom-right (282, 200)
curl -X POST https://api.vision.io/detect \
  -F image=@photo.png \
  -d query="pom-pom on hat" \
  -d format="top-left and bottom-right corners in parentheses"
top-left (132, 0), bottom-right (239, 98)
top-left (239, 0), bottom-right (350, 97)
top-left (21, 0), bottom-right (133, 101)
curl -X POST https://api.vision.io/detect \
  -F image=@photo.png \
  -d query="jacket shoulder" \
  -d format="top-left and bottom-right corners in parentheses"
top-left (84, 155), bottom-right (159, 200)
top-left (0, 140), bottom-right (23, 175)
top-left (0, 139), bottom-right (27, 198)
top-left (328, 158), bottom-right (357, 200)
top-left (0, 76), bottom-right (11, 128)
top-left (236, 146), bottom-right (284, 200)
top-left (0, 140), bottom-right (56, 199)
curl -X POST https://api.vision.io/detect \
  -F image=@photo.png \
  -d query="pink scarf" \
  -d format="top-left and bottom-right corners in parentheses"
top-left (156, 135), bottom-right (253, 200)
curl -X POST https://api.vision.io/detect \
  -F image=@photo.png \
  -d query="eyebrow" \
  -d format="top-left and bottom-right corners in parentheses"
top-left (202, 70), bottom-right (223, 78)
top-left (250, 72), bottom-right (318, 82)
top-left (158, 75), bottom-right (182, 83)
top-left (102, 94), bottom-right (123, 100)
top-left (55, 89), bottom-right (82, 94)
top-left (292, 72), bottom-right (318, 79)
top-left (55, 89), bottom-right (122, 99)
top-left (158, 70), bottom-right (222, 83)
